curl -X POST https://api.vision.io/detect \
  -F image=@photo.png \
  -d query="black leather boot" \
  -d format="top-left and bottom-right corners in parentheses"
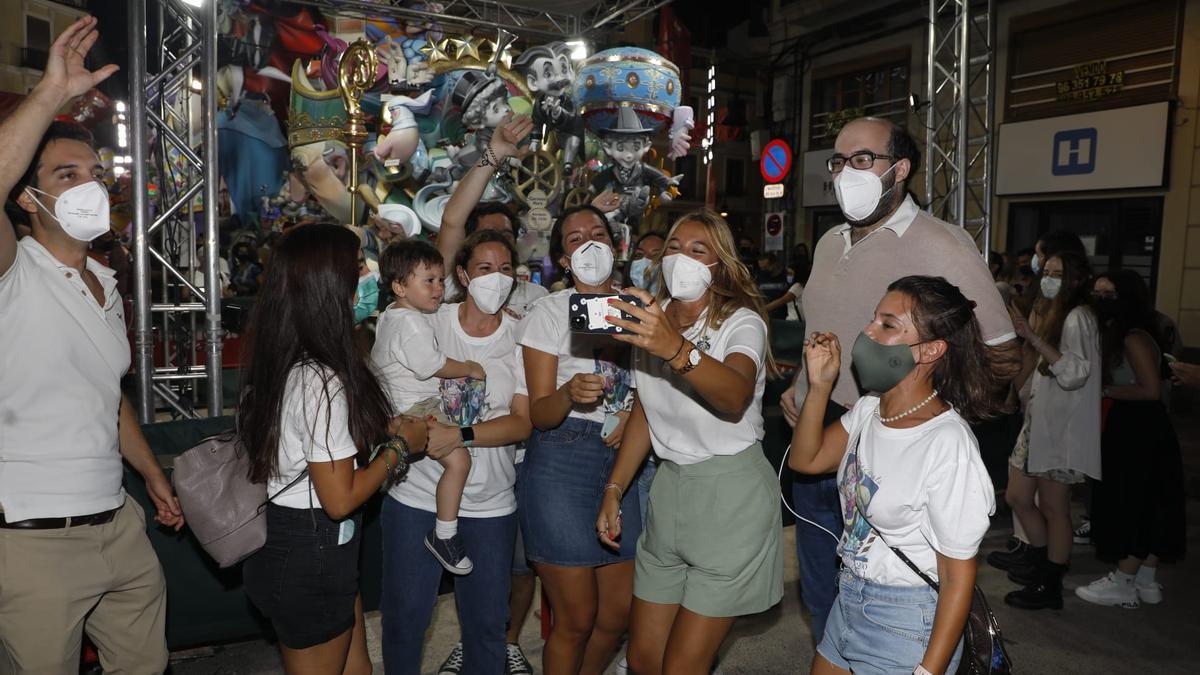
top-left (987, 539), bottom-right (1038, 572)
top-left (1005, 560), bottom-right (1067, 610)
top-left (1007, 545), bottom-right (1047, 585)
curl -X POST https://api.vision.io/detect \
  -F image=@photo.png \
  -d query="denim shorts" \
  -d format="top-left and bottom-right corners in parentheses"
top-left (817, 569), bottom-right (963, 674)
top-left (243, 504), bottom-right (362, 649)
top-left (519, 416), bottom-right (641, 567)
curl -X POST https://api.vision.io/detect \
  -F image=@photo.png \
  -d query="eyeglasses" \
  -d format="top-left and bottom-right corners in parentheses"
top-left (826, 150), bottom-right (895, 174)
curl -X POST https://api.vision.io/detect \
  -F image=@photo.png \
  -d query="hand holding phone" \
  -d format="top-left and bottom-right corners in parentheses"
top-left (569, 293), bottom-right (644, 334)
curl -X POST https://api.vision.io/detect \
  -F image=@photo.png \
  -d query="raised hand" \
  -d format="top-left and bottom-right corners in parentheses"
top-left (804, 332), bottom-right (841, 388)
top-left (489, 114), bottom-right (534, 163)
top-left (607, 287), bottom-right (683, 361)
top-left (42, 17), bottom-right (119, 104)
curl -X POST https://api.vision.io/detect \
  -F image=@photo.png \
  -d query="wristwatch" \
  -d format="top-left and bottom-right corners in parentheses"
top-left (459, 425), bottom-right (475, 448)
top-left (674, 344), bottom-right (702, 375)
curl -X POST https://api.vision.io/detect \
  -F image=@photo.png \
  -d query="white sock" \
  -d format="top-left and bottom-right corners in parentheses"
top-left (1136, 566), bottom-right (1157, 584)
top-left (1114, 570), bottom-right (1135, 585)
top-left (435, 518), bottom-right (458, 539)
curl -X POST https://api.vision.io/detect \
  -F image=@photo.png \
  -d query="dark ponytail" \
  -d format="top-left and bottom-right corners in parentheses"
top-left (888, 275), bottom-right (1005, 422)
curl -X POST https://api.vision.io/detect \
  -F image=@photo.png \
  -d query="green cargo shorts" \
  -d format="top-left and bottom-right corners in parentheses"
top-left (634, 443), bottom-right (785, 617)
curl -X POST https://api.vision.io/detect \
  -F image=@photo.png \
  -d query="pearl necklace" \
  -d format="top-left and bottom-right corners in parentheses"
top-left (877, 390), bottom-right (939, 423)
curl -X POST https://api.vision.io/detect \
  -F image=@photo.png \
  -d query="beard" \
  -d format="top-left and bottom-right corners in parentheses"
top-left (845, 171), bottom-right (901, 229)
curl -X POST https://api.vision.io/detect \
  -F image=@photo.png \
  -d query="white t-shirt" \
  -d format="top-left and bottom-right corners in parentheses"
top-left (836, 395), bottom-right (996, 586)
top-left (269, 363), bottom-right (362, 510)
top-left (517, 289), bottom-right (634, 423)
top-left (0, 238), bottom-right (131, 521)
top-left (632, 305), bottom-right (767, 465)
top-left (784, 282), bottom-right (804, 321)
top-left (371, 306), bottom-right (449, 413)
top-left (391, 303), bottom-right (524, 517)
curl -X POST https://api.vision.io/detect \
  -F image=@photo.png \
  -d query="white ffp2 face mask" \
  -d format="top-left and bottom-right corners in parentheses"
top-left (661, 253), bottom-right (715, 302)
top-left (569, 240), bottom-right (614, 287)
top-left (25, 181), bottom-right (111, 242)
top-left (1040, 275), bottom-right (1062, 300)
top-left (833, 164), bottom-right (896, 222)
top-left (467, 271), bottom-right (514, 315)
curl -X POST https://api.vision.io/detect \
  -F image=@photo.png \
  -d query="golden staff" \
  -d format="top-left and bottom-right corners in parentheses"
top-left (338, 39), bottom-right (377, 228)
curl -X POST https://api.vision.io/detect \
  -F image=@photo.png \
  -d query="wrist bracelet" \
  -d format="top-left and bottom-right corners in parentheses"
top-left (603, 482), bottom-right (623, 500)
top-left (913, 665), bottom-right (933, 675)
top-left (665, 334), bottom-right (686, 363)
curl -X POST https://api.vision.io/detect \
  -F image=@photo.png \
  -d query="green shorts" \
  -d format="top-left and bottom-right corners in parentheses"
top-left (634, 443), bottom-right (784, 617)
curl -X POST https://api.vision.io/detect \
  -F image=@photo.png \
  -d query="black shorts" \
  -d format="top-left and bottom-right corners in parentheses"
top-left (243, 504), bottom-right (361, 649)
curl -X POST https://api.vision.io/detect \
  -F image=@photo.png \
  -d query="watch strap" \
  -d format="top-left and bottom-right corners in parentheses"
top-left (460, 425), bottom-right (475, 448)
top-left (673, 345), bottom-right (700, 375)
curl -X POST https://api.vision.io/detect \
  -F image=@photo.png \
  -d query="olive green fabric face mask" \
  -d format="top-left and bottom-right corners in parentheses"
top-left (850, 331), bottom-right (920, 393)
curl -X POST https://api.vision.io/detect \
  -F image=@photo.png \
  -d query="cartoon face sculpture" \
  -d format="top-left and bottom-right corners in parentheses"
top-left (513, 42), bottom-right (584, 167)
top-left (518, 43), bottom-right (575, 98)
top-left (601, 135), bottom-right (652, 170)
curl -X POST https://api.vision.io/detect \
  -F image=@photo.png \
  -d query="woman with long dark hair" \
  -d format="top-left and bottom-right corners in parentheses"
top-left (790, 275), bottom-right (1001, 675)
top-left (1003, 250), bottom-right (1101, 610)
top-left (238, 224), bottom-right (428, 673)
top-left (596, 210), bottom-right (781, 674)
top-left (380, 229), bottom-right (533, 675)
top-left (1075, 270), bottom-right (1185, 607)
top-left (518, 204), bottom-right (640, 675)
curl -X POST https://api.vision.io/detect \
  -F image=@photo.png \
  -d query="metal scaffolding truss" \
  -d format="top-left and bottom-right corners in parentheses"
top-left (924, 0), bottom-right (994, 255)
top-left (290, 0), bottom-right (671, 38)
top-left (129, 0), bottom-right (222, 423)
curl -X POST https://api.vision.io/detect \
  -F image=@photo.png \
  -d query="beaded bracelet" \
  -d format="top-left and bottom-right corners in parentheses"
top-left (371, 435), bottom-right (412, 493)
top-left (603, 482), bottom-right (623, 500)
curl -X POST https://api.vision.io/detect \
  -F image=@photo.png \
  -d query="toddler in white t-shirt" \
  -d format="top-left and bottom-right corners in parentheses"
top-left (372, 240), bottom-right (486, 575)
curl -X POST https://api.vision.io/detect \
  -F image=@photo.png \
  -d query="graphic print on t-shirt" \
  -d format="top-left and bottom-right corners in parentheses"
top-left (440, 377), bottom-right (488, 425)
top-left (838, 448), bottom-right (881, 573)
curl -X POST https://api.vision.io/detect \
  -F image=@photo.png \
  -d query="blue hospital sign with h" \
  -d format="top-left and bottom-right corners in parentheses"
top-left (1052, 128), bottom-right (1097, 176)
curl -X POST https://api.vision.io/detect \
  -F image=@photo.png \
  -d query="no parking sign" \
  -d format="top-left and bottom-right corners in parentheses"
top-left (760, 139), bottom-right (792, 184)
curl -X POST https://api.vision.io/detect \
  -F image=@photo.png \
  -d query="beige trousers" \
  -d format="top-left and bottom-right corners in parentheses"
top-left (0, 496), bottom-right (168, 675)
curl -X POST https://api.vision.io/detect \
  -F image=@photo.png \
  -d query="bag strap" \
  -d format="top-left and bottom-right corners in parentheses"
top-left (266, 466), bottom-right (310, 505)
top-left (851, 436), bottom-right (941, 592)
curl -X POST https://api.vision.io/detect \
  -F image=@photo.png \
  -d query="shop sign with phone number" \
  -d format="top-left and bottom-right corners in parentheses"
top-left (1055, 60), bottom-right (1124, 103)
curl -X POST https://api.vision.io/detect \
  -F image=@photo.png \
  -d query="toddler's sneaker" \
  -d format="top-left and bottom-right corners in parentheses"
top-left (1075, 572), bottom-right (1138, 608)
top-left (425, 531), bottom-right (474, 575)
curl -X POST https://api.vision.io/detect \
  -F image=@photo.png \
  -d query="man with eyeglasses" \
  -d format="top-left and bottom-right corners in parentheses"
top-left (778, 116), bottom-right (1019, 644)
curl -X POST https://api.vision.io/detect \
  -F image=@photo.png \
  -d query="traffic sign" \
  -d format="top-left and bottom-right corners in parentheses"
top-left (763, 183), bottom-right (785, 199)
top-left (760, 139), bottom-right (793, 184)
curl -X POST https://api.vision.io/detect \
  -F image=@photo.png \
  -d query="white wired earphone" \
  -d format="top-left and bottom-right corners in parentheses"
top-left (778, 443), bottom-right (843, 545)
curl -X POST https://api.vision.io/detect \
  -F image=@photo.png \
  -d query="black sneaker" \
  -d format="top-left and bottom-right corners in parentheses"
top-left (425, 531), bottom-right (474, 575)
top-left (505, 642), bottom-right (533, 675)
top-left (986, 539), bottom-right (1032, 571)
top-left (438, 642), bottom-right (464, 674)
top-left (1004, 561), bottom-right (1066, 611)
top-left (1073, 518), bottom-right (1092, 545)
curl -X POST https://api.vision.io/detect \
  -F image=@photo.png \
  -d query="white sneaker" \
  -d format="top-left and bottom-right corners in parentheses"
top-left (1136, 579), bottom-right (1163, 605)
top-left (1075, 572), bottom-right (1139, 608)
top-left (615, 653), bottom-right (628, 675)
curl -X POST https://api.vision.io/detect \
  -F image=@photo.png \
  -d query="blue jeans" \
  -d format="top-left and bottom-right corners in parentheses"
top-left (636, 454), bottom-right (658, 526)
top-left (792, 475), bottom-right (844, 643)
top-left (380, 498), bottom-right (516, 675)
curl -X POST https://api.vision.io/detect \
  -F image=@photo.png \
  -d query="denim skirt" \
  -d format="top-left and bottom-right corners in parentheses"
top-left (817, 569), bottom-right (963, 674)
top-left (243, 504), bottom-right (362, 649)
top-left (519, 416), bottom-right (641, 567)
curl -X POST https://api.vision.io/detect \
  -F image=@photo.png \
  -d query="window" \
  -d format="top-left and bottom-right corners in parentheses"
top-left (23, 15), bottom-right (50, 70)
top-left (809, 59), bottom-right (909, 147)
top-left (725, 158), bottom-right (745, 197)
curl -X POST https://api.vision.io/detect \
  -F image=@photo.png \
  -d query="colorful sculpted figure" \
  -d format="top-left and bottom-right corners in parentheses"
top-left (590, 107), bottom-right (675, 227)
top-left (513, 42), bottom-right (583, 170)
top-left (450, 70), bottom-right (512, 165)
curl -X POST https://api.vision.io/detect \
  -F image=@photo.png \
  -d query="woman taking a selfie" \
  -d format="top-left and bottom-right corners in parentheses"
top-left (596, 209), bottom-right (781, 675)
top-left (790, 275), bottom-right (1001, 675)
top-left (518, 204), bottom-right (640, 675)
top-left (238, 224), bottom-right (428, 674)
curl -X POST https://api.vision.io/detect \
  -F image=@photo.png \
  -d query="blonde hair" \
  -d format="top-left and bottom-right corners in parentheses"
top-left (654, 209), bottom-right (776, 371)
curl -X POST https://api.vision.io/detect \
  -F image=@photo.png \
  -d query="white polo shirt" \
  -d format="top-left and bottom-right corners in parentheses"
top-left (0, 237), bottom-right (131, 521)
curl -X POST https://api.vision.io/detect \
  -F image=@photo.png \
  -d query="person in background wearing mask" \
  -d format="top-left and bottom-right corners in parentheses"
top-left (1074, 270), bottom-right (1184, 608)
top-left (519, 205), bottom-right (640, 675)
top-left (0, 18), bottom-right (184, 671)
top-left (1001, 251), bottom-right (1101, 610)
top-left (626, 231), bottom-right (665, 296)
top-left (353, 248), bottom-right (380, 324)
top-left (777, 117), bottom-right (1018, 644)
top-left (597, 210), bottom-right (782, 675)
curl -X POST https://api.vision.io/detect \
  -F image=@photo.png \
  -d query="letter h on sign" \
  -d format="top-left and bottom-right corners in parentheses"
top-left (1052, 128), bottom-right (1097, 176)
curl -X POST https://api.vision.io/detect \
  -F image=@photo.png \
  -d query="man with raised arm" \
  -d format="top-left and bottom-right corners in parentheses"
top-left (0, 17), bottom-right (183, 673)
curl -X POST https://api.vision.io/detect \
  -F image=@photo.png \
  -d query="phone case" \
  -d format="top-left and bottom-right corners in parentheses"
top-left (568, 293), bottom-right (643, 334)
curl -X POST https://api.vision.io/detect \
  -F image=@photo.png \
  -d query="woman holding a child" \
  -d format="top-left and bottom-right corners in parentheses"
top-left (378, 228), bottom-right (533, 675)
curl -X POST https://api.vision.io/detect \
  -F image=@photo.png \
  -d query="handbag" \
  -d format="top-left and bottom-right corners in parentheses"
top-left (172, 432), bottom-right (308, 568)
top-left (851, 446), bottom-right (1013, 674)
